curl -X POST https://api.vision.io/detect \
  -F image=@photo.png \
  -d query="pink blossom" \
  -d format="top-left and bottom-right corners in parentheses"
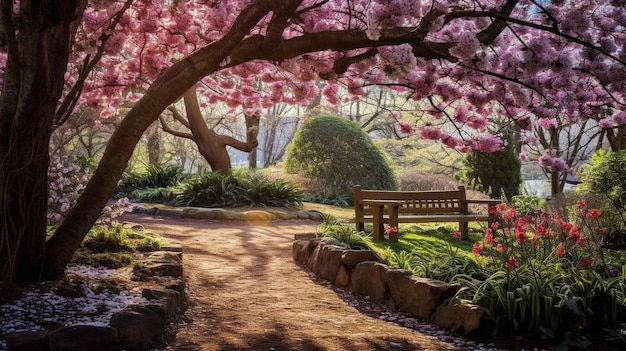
top-left (420, 126), bottom-right (443, 140)
top-left (538, 118), bottom-right (558, 129)
top-left (518, 151), bottom-right (529, 162)
top-left (397, 122), bottom-right (413, 134)
top-left (464, 135), bottom-right (505, 152)
top-left (322, 83), bottom-right (339, 105)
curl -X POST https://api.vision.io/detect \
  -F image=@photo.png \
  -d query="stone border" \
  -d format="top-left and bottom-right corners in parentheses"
top-left (292, 237), bottom-right (493, 336)
top-left (133, 204), bottom-right (323, 221)
top-left (5, 247), bottom-right (185, 351)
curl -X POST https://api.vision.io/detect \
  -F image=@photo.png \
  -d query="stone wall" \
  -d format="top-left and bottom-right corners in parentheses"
top-left (292, 237), bottom-right (492, 335)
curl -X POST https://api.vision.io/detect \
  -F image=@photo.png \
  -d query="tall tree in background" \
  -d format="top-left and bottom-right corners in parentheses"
top-left (1, 0), bottom-right (626, 283)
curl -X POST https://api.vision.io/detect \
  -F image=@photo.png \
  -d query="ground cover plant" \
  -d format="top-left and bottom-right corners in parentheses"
top-left (116, 169), bottom-right (303, 208)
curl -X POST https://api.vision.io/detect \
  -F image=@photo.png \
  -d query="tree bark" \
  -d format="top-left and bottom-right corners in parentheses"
top-left (245, 114), bottom-right (261, 169)
top-left (0, 2), bottom-right (85, 283)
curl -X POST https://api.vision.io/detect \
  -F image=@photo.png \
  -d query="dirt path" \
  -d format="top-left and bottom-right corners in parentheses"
top-left (124, 213), bottom-right (462, 351)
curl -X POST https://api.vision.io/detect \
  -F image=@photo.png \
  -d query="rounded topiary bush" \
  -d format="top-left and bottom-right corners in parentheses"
top-left (283, 115), bottom-right (398, 194)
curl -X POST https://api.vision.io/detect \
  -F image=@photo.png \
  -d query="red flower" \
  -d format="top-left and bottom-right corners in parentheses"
top-left (485, 232), bottom-right (497, 246)
top-left (507, 256), bottom-right (517, 270)
top-left (472, 242), bottom-right (483, 256)
top-left (586, 209), bottom-right (601, 219)
top-left (568, 226), bottom-right (580, 240)
top-left (452, 230), bottom-right (461, 239)
top-left (577, 200), bottom-right (586, 208)
top-left (575, 237), bottom-right (588, 248)
top-left (555, 242), bottom-right (566, 256)
top-left (503, 207), bottom-right (517, 221)
top-left (516, 231), bottom-right (527, 244)
top-left (385, 225), bottom-right (398, 234)
top-left (580, 256), bottom-right (594, 268)
top-left (536, 223), bottom-right (546, 237)
top-left (496, 244), bottom-right (505, 253)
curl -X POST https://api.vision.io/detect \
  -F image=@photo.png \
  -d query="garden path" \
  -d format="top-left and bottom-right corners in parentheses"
top-left (122, 213), bottom-right (464, 351)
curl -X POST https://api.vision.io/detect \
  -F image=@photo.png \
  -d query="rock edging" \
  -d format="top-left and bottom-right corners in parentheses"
top-left (133, 204), bottom-right (323, 222)
top-left (292, 237), bottom-right (492, 336)
top-left (5, 247), bottom-right (185, 351)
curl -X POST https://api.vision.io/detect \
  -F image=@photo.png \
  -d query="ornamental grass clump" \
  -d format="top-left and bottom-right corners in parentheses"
top-left (452, 201), bottom-right (626, 344)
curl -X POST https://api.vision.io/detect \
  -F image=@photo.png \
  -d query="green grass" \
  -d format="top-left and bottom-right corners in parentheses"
top-left (359, 222), bottom-right (485, 262)
top-left (369, 230), bottom-right (480, 261)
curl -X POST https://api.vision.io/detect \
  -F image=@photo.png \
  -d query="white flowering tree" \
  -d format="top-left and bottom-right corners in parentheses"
top-left (1, 0), bottom-right (625, 283)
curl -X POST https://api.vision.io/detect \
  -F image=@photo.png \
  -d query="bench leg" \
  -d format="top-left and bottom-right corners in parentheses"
top-left (460, 221), bottom-right (469, 238)
top-left (388, 204), bottom-right (399, 243)
top-left (371, 205), bottom-right (384, 241)
top-left (356, 222), bottom-right (365, 232)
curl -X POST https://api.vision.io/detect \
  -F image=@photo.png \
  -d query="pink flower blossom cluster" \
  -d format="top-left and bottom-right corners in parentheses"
top-left (7, 0), bottom-right (622, 170)
top-left (48, 157), bottom-right (132, 226)
top-left (538, 151), bottom-right (569, 172)
top-left (420, 126), bottom-right (506, 152)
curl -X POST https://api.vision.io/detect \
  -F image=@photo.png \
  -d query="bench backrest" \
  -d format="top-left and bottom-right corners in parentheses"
top-left (353, 185), bottom-right (469, 215)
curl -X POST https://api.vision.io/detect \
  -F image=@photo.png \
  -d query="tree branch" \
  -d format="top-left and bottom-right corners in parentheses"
top-left (54, 0), bottom-right (134, 128)
top-left (159, 115), bottom-right (193, 140)
top-left (218, 134), bottom-right (258, 152)
top-left (263, 0), bottom-right (303, 47)
top-left (167, 106), bottom-right (191, 129)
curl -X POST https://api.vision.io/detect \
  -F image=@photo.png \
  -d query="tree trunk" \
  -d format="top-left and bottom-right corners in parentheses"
top-left (0, 4), bottom-right (84, 283)
top-left (245, 114), bottom-right (261, 169)
top-left (549, 126), bottom-right (560, 197)
top-left (146, 122), bottom-right (163, 165)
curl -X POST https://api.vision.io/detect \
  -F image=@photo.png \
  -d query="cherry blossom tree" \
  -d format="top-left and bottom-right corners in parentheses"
top-left (1, 0), bottom-right (625, 283)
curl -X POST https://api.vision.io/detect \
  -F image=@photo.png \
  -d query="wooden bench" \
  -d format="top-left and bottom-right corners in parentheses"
top-left (353, 185), bottom-right (501, 242)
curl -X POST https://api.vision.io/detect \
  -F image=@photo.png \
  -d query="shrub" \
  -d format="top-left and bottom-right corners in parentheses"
top-left (459, 134), bottom-right (521, 199)
top-left (48, 156), bottom-right (132, 226)
top-left (116, 164), bottom-right (184, 197)
top-left (578, 149), bottom-right (626, 229)
top-left (303, 192), bottom-right (352, 207)
top-left (284, 115), bottom-right (398, 194)
top-left (176, 170), bottom-right (303, 208)
top-left (239, 172), bottom-right (303, 207)
top-left (398, 172), bottom-right (458, 191)
top-left (178, 171), bottom-right (241, 207)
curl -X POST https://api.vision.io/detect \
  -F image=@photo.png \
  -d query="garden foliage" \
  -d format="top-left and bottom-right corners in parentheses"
top-left (284, 115), bottom-right (398, 194)
top-left (453, 202), bottom-right (626, 343)
top-left (117, 169), bottom-right (303, 208)
top-left (579, 149), bottom-right (626, 229)
top-left (459, 135), bottom-right (522, 199)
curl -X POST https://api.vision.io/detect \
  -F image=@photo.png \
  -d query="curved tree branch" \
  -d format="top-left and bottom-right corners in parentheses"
top-left (159, 115), bottom-right (194, 140)
top-left (219, 134), bottom-right (258, 152)
top-left (167, 106), bottom-right (191, 129)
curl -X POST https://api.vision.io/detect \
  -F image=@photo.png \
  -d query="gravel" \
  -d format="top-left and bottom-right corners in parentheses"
top-left (0, 265), bottom-right (148, 351)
